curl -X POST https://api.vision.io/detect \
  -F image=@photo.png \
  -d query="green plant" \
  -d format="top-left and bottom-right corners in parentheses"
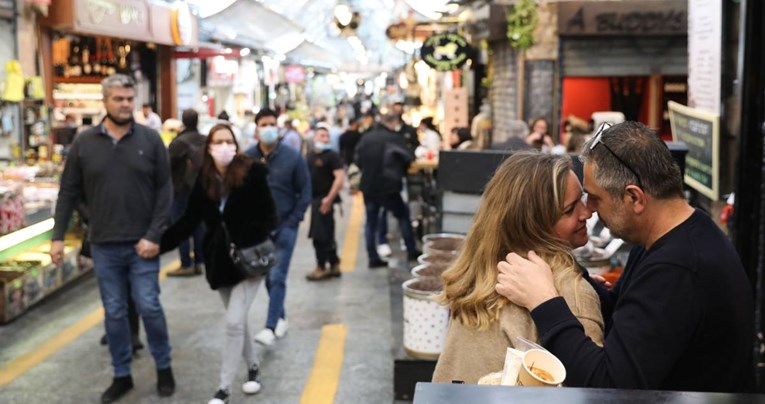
top-left (506, 0), bottom-right (538, 50)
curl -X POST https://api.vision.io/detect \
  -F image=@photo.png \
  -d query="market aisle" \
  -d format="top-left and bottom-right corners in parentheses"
top-left (0, 193), bottom-right (396, 403)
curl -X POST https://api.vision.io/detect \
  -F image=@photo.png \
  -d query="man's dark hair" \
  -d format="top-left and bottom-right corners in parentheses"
top-left (181, 109), bottom-right (199, 129)
top-left (254, 108), bottom-right (278, 125)
top-left (142, 103), bottom-right (151, 109)
top-left (581, 121), bottom-right (683, 199)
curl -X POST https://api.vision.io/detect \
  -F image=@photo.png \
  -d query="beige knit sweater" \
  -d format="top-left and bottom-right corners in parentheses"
top-left (432, 275), bottom-right (604, 384)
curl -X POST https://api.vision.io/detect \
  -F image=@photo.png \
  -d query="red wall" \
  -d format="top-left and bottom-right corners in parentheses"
top-left (560, 77), bottom-right (655, 135)
top-left (561, 77), bottom-right (612, 131)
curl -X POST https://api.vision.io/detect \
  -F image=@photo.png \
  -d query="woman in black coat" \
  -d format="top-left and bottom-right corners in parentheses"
top-left (161, 124), bottom-right (277, 404)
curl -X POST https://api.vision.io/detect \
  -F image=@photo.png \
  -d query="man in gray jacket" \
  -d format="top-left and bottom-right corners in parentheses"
top-left (51, 74), bottom-right (175, 403)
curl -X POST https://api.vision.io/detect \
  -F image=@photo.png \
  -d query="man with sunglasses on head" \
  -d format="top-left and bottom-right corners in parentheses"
top-left (495, 121), bottom-right (754, 392)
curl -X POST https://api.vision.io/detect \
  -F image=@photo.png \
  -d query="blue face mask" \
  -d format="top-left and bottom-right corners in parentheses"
top-left (259, 126), bottom-right (279, 145)
top-left (315, 142), bottom-right (332, 151)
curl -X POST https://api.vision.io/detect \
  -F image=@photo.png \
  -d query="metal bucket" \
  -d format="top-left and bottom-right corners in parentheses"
top-left (402, 277), bottom-right (449, 360)
top-left (422, 233), bottom-right (466, 256)
top-left (411, 263), bottom-right (451, 278)
top-left (417, 253), bottom-right (457, 267)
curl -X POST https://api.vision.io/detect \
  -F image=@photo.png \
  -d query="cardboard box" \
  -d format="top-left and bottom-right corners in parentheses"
top-left (0, 270), bottom-right (26, 323)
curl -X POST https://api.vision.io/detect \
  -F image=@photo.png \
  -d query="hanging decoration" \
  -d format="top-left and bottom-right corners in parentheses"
top-left (506, 0), bottom-right (538, 50)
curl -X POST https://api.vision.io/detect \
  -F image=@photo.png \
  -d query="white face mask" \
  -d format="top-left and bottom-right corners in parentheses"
top-left (209, 143), bottom-right (237, 166)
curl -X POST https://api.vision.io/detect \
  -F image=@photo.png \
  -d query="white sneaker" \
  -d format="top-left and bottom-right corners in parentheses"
top-left (242, 364), bottom-right (262, 394)
top-left (377, 243), bottom-right (392, 257)
top-left (275, 318), bottom-right (289, 338)
top-left (254, 328), bottom-right (276, 346)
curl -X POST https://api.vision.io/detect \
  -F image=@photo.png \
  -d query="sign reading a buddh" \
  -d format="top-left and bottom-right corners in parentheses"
top-left (420, 32), bottom-right (472, 72)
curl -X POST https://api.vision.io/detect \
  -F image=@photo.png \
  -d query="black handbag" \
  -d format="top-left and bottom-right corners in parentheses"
top-left (221, 222), bottom-right (277, 278)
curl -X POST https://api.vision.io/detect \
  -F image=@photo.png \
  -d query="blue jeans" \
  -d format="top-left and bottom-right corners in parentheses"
top-left (265, 226), bottom-right (298, 330)
top-left (364, 193), bottom-right (417, 262)
top-left (170, 193), bottom-right (205, 268)
top-left (91, 242), bottom-right (172, 377)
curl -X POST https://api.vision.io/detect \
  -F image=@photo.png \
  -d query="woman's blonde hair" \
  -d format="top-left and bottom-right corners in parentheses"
top-left (440, 151), bottom-right (582, 329)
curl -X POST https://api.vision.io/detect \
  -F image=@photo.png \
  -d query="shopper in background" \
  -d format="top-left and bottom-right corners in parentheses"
top-left (136, 103), bottom-right (162, 132)
top-left (391, 101), bottom-right (419, 152)
top-left (417, 117), bottom-right (443, 153)
top-left (166, 109), bottom-right (207, 277)
top-left (338, 117), bottom-right (362, 167)
top-left (433, 152), bottom-right (604, 384)
top-left (50, 74), bottom-right (175, 403)
top-left (355, 112), bottom-right (420, 267)
top-left (246, 108), bottom-right (311, 346)
top-left (305, 125), bottom-right (345, 281)
top-left (281, 117), bottom-right (302, 153)
top-left (161, 124), bottom-right (277, 404)
top-left (496, 122), bottom-right (755, 392)
top-left (448, 127), bottom-right (473, 150)
top-left (524, 117), bottom-right (555, 152)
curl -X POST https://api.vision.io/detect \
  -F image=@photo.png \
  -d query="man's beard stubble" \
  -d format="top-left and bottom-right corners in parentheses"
top-left (106, 111), bottom-right (133, 126)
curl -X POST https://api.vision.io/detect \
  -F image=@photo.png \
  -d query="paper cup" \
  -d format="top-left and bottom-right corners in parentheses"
top-left (516, 349), bottom-right (566, 387)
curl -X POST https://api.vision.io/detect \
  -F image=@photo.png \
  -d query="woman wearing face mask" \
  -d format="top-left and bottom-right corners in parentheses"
top-left (305, 125), bottom-right (345, 280)
top-left (160, 124), bottom-right (278, 404)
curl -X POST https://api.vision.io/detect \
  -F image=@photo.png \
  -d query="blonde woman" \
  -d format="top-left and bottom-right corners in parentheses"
top-left (432, 151), bottom-right (604, 384)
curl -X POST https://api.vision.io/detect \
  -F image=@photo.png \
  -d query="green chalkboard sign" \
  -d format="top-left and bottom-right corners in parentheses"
top-left (668, 101), bottom-right (720, 200)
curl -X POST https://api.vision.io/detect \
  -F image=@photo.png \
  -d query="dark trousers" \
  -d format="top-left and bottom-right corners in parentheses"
top-left (170, 193), bottom-right (205, 268)
top-left (309, 199), bottom-right (339, 268)
top-left (363, 193), bottom-right (417, 261)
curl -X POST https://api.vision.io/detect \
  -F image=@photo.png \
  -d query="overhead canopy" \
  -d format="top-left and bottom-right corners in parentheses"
top-left (200, 0), bottom-right (305, 54)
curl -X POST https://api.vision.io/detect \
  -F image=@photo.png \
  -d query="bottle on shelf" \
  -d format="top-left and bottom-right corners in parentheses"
top-left (93, 37), bottom-right (102, 76)
top-left (106, 38), bottom-right (117, 76)
top-left (99, 38), bottom-right (110, 76)
top-left (68, 37), bottom-right (82, 78)
top-left (82, 37), bottom-right (92, 76)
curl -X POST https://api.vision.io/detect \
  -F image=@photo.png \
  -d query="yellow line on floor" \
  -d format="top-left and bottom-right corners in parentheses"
top-left (0, 259), bottom-right (179, 387)
top-left (300, 323), bottom-right (348, 404)
top-left (339, 193), bottom-right (364, 272)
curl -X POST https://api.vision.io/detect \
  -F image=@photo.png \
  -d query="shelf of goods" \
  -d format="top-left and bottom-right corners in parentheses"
top-left (0, 165), bottom-right (88, 324)
top-left (52, 83), bottom-right (104, 119)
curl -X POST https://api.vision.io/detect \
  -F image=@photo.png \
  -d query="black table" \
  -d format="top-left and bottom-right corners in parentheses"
top-left (413, 382), bottom-right (765, 404)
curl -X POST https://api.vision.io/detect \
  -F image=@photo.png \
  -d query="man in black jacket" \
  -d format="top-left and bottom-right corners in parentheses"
top-left (166, 109), bottom-right (206, 277)
top-left (355, 113), bottom-right (420, 267)
top-left (51, 74), bottom-right (175, 402)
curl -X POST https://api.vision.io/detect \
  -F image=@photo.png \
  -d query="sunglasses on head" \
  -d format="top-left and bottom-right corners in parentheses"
top-left (590, 122), bottom-right (643, 189)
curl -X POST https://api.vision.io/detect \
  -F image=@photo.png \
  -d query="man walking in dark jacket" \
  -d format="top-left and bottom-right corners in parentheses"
top-left (355, 113), bottom-right (420, 268)
top-left (51, 74), bottom-right (175, 403)
top-left (166, 109), bottom-right (206, 276)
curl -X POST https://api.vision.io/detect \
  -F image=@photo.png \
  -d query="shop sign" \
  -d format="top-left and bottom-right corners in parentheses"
top-left (668, 101), bottom-right (720, 200)
top-left (558, 1), bottom-right (687, 36)
top-left (420, 32), bottom-right (472, 72)
top-left (208, 56), bottom-right (237, 87)
top-left (284, 65), bottom-right (306, 84)
top-left (171, 1), bottom-right (193, 46)
top-left (76, 0), bottom-right (150, 40)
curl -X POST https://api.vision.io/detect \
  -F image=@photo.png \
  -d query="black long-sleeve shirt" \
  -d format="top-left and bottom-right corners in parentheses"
top-left (53, 122), bottom-right (172, 244)
top-left (531, 210), bottom-right (754, 392)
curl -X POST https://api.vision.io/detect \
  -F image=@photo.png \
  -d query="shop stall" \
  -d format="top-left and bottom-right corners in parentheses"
top-left (0, 0), bottom-right (200, 324)
top-left (39, 0), bottom-right (199, 129)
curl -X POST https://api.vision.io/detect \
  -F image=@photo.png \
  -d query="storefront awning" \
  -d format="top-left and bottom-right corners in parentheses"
top-left (202, 0), bottom-right (304, 54)
top-left (287, 40), bottom-right (345, 69)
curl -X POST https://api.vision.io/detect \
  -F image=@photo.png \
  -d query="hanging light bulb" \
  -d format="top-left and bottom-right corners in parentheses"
top-left (334, 4), bottom-right (353, 27)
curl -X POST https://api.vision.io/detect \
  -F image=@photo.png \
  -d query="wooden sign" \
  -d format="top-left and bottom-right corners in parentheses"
top-left (559, 1), bottom-right (687, 36)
